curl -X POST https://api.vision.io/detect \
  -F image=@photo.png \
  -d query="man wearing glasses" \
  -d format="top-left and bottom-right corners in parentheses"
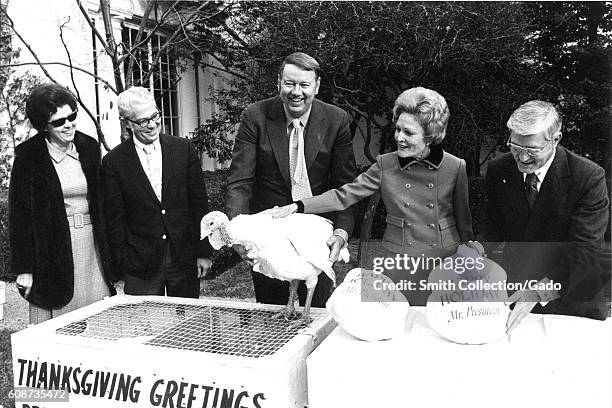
top-left (485, 100), bottom-right (609, 330)
top-left (102, 87), bottom-right (213, 297)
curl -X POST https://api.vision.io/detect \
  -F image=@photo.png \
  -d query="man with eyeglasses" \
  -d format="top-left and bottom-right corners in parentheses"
top-left (102, 87), bottom-right (213, 298)
top-left (225, 52), bottom-right (357, 308)
top-left (485, 100), bottom-right (609, 330)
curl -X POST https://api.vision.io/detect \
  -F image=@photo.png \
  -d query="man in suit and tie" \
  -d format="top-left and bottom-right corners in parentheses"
top-left (225, 52), bottom-right (357, 307)
top-left (103, 87), bottom-right (212, 297)
top-left (485, 100), bottom-right (609, 332)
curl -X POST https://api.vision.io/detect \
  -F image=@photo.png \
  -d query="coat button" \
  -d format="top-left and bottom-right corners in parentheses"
top-left (405, 183), bottom-right (412, 189)
top-left (427, 183), bottom-right (434, 188)
top-left (161, 209), bottom-right (166, 215)
top-left (407, 223), bottom-right (412, 227)
top-left (431, 243), bottom-right (438, 247)
top-left (428, 224), bottom-right (435, 229)
top-left (162, 234), bottom-right (167, 240)
top-left (429, 165), bottom-right (434, 170)
top-left (406, 242), bottom-right (413, 246)
top-left (427, 203), bottom-right (434, 209)
top-left (404, 203), bottom-right (410, 207)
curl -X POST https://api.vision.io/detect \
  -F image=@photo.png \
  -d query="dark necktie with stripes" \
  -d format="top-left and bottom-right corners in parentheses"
top-left (524, 173), bottom-right (538, 211)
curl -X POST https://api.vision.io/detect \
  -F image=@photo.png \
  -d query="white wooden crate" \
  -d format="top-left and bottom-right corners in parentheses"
top-left (11, 294), bottom-right (336, 408)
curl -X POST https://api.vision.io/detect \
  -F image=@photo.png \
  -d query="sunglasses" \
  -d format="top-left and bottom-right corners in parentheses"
top-left (126, 111), bottom-right (161, 128)
top-left (48, 110), bottom-right (78, 128)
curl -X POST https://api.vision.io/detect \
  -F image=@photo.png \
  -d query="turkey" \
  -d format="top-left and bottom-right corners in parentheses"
top-left (200, 211), bottom-right (350, 328)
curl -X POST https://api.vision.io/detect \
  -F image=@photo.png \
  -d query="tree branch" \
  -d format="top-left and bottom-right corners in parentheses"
top-left (199, 61), bottom-right (249, 81)
top-left (117, 0), bottom-right (181, 65)
top-left (124, 1), bottom-right (155, 88)
top-left (141, 1), bottom-right (212, 85)
top-left (99, 0), bottom-right (124, 93)
top-left (56, 17), bottom-right (110, 151)
top-left (220, 21), bottom-right (251, 49)
top-left (1, 7), bottom-right (111, 151)
top-left (0, 6), bottom-right (61, 85)
top-left (1, 62), bottom-right (117, 94)
top-left (75, 0), bottom-right (109, 51)
top-left (59, 17), bottom-right (82, 102)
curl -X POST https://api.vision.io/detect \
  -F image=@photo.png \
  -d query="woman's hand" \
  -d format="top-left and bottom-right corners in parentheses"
top-left (16, 273), bottom-right (33, 297)
top-left (259, 204), bottom-right (298, 218)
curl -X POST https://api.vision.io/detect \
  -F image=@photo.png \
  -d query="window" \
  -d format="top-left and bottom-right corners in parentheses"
top-left (122, 27), bottom-right (179, 136)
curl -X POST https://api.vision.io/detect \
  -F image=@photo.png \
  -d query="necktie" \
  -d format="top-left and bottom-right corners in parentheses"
top-left (289, 119), bottom-right (312, 200)
top-left (143, 144), bottom-right (162, 202)
top-left (524, 173), bottom-right (538, 211)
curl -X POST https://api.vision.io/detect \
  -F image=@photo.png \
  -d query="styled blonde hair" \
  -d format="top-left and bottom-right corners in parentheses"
top-left (393, 87), bottom-right (450, 145)
top-left (507, 100), bottom-right (562, 141)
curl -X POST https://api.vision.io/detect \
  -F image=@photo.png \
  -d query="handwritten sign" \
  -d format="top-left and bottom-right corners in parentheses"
top-left (426, 245), bottom-right (510, 344)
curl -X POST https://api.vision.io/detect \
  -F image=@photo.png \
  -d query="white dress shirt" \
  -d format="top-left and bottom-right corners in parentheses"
top-left (133, 136), bottom-right (162, 201)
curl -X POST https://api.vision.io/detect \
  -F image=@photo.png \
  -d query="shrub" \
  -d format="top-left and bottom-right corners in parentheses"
top-left (201, 169), bottom-right (242, 277)
top-left (190, 121), bottom-right (234, 165)
top-left (203, 169), bottom-right (229, 212)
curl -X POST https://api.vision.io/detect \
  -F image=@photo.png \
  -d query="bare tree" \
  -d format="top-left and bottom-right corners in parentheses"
top-left (0, 0), bottom-right (224, 149)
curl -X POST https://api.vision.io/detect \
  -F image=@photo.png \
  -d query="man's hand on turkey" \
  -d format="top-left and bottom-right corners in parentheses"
top-left (196, 258), bottom-right (213, 278)
top-left (327, 234), bottom-right (346, 263)
top-left (259, 204), bottom-right (298, 218)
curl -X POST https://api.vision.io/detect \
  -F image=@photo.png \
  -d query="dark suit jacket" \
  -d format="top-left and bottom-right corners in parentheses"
top-left (102, 134), bottom-right (211, 280)
top-left (7, 131), bottom-right (116, 308)
top-left (225, 96), bottom-right (357, 234)
top-left (485, 146), bottom-right (609, 319)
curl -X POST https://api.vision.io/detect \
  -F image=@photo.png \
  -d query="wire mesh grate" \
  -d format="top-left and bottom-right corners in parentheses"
top-left (55, 301), bottom-right (314, 358)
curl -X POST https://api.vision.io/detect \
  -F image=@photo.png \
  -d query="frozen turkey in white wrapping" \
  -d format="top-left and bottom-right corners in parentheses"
top-left (326, 268), bottom-right (410, 341)
top-left (426, 245), bottom-right (511, 344)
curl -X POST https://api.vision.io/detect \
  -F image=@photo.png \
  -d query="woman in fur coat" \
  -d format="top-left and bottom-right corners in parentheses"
top-left (8, 83), bottom-right (116, 323)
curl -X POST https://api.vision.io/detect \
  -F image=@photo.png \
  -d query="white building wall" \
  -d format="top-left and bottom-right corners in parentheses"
top-left (178, 62), bottom-right (198, 140)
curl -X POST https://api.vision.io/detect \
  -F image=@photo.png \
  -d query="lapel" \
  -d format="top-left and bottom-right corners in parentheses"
top-left (303, 99), bottom-right (327, 170)
top-left (499, 156), bottom-right (530, 236)
top-left (30, 133), bottom-right (65, 206)
top-left (266, 97), bottom-right (292, 190)
top-left (121, 138), bottom-right (160, 204)
top-left (159, 134), bottom-right (174, 204)
top-left (523, 146), bottom-right (570, 240)
top-left (501, 156), bottom-right (530, 223)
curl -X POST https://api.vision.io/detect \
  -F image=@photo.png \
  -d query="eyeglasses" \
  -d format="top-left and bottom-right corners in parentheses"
top-left (126, 111), bottom-right (161, 127)
top-left (48, 110), bottom-right (78, 128)
top-left (506, 137), bottom-right (553, 157)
